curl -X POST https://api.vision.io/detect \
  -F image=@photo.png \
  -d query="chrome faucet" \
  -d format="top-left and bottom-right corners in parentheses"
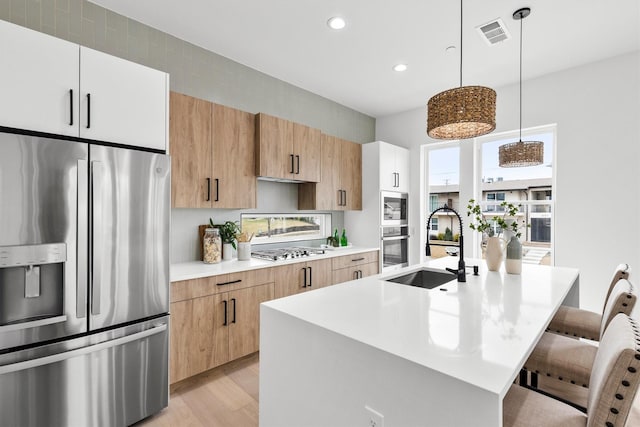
top-left (426, 204), bottom-right (466, 282)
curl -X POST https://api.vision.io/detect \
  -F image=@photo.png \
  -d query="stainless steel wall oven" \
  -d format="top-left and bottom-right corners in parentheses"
top-left (381, 226), bottom-right (409, 271)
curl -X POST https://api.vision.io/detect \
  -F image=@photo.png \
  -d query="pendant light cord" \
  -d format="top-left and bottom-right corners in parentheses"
top-left (519, 12), bottom-right (523, 142)
top-left (459, 0), bottom-right (463, 87)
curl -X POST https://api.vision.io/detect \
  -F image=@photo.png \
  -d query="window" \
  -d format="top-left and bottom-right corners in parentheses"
top-left (429, 195), bottom-right (439, 212)
top-left (431, 217), bottom-right (439, 232)
top-left (241, 213), bottom-right (331, 244)
top-left (485, 192), bottom-right (505, 212)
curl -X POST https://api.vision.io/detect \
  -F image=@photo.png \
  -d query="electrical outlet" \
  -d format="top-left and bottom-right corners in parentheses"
top-left (365, 405), bottom-right (384, 427)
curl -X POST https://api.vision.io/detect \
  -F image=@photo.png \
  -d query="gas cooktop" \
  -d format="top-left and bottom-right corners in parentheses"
top-left (251, 247), bottom-right (326, 261)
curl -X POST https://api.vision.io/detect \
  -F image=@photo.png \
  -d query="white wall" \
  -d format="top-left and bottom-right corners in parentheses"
top-left (376, 51), bottom-right (640, 312)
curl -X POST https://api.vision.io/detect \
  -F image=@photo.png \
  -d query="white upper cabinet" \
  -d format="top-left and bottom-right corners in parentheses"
top-left (79, 47), bottom-right (168, 151)
top-left (0, 20), bottom-right (168, 151)
top-left (0, 20), bottom-right (79, 137)
top-left (379, 141), bottom-right (410, 193)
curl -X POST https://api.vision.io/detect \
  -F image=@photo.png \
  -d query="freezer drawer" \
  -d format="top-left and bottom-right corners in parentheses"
top-left (0, 316), bottom-right (168, 427)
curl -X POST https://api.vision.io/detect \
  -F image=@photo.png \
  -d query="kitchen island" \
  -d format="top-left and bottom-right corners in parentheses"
top-left (260, 257), bottom-right (579, 427)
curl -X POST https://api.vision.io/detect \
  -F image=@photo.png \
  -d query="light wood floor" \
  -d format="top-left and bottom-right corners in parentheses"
top-left (135, 351), bottom-right (640, 426)
top-left (135, 353), bottom-right (259, 427)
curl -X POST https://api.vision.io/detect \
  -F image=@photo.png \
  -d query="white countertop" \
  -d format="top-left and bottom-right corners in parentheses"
top-left (170, 246), bottom-right (379, 282)
top-left (262, 257), bottom-right (579, 397)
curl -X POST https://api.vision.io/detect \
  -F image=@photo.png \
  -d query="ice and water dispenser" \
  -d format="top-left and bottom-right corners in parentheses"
top-left (0, 243), bottom-right (66, 327)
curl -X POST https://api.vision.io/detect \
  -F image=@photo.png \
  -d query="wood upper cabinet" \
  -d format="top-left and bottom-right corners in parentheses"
top-left (212, 103), bottom-right (257, 208)
top-left (293, 122), bottom-right (321, 182)
top-left (170, 92), bottom-right (212, 208)
top-left (170, 92), bottom-right (256, 209)
top-left (255, 113), bottom-right (321, 182)
top-left (298, 134), bottom-right (362, 210)
top-left (340, 138), bottom-right (363, 210)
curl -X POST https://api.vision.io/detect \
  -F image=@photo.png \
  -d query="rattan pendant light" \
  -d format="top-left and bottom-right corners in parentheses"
top-left (427, 0), bottom-right (496, 140)
top-left (498, 7), bottom-right (543, 168)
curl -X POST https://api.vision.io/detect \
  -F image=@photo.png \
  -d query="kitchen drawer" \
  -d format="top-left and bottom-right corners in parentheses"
top-left (171, 267), bottom-right (274, 303)
top-left (331, 250), bottom-right (379, 270)
top-left (333, 261), bottom-right (379, 285)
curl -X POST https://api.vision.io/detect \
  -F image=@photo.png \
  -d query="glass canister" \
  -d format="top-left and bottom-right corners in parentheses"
top-left (203, 228), bottom-right (222, 264)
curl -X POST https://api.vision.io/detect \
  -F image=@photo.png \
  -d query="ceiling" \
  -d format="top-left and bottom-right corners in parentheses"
top-left (89, 0), bottom-right (639, 118)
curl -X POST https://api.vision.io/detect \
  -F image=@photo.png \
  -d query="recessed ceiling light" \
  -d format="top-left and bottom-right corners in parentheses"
top-left (327, 16), bottom-right (346, 30)
top-left (393, 63), bottom-right (408, 72)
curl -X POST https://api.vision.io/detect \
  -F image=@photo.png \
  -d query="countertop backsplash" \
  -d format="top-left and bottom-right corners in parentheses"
top-left (170, 181), bottom-right (344, 263)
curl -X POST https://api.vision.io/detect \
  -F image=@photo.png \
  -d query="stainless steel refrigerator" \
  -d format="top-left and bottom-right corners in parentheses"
top-left (0, 130), bottom-right (170, 426)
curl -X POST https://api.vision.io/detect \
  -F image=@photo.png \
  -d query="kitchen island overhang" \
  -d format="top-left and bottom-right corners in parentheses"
top-left (259, 257), bottom-right (579, 427)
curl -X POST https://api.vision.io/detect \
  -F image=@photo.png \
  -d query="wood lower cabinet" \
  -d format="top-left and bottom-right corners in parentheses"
top-left (332, 250), bottom-right (380, 284)
top-left (298, 134), bottom-right (362, 210)
top-left (170, 269), bottom-right (274, 384)
top-left (332, 262), bottom-right (379, 284)
top-left (273, 258), bottom-right (333, 299)
top-left (170, 91), bottom-right (256, 209)
top-left (228, 284), bottom-right (274, 360)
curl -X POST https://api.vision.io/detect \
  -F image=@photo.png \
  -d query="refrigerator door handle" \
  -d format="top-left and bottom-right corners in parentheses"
top-left (77, 159), bottom-right (88, 318)
top-left (91, 161), bottom-right (103, 315)
top-left (0, 324), bottom-right (167, 375)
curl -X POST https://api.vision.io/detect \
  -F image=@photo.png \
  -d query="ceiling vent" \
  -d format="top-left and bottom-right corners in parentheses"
top-left (476, 18), bottom-right (511, 46)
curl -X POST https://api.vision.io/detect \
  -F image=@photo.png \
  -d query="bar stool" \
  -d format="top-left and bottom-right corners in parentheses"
top-left (548, 263), bottom-right (630, 341)
top-left (504, 313), bottom-right (640, 427)
top-left (523, 279), bottom-right (636, 397)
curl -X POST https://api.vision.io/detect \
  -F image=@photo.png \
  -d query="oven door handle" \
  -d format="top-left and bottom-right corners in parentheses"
top-left (381, 235), bottom-right (410, 241)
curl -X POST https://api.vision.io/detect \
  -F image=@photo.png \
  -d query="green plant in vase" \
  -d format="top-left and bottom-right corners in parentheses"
top-left (209, 219), bottom-right (241, 261)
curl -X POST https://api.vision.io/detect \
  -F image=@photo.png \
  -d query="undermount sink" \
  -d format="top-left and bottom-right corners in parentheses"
top-left (386, 268), bottom-right (456, 289)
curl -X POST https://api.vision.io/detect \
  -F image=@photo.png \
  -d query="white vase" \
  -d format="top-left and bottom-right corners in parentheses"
top-left (237, 242), bottom-right (251, 261)
top-left (223, 242), bottom-right (234, 261)
top-left (485, 236), bottom-right (505, 271)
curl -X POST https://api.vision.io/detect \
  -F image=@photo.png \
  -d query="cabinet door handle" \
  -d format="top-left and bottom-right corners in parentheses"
top-left (307, 267), bottom-right (312, 287)
top-left (205, 178), bottom-right (211, 201)
top-left (231, 298), bottom-right (236, 324)
top-left (290, 154), bottom-right (295, 174)
top-left (359, 270), bottom-right (363, 279)
top-left (217, 279), bottom-right (242, 287)
top-left (352, 257), bottom-right (365, 262)
top-left (215, 178), bottom-right (219, 202)
top-left (344, 190), bottom-right (347, 206)
top-left (69, 89), bottom-right (74, 126)
top-left (353, 270), bottom-right (358, 280)
top-left (86, 93), bottom-right (91, 129)
top-left (223, 300), bottom-right (228, 326)
top-left (295, 155), bottom-right (300, 174)
top-left (301, 267), bottom-right (307, 288)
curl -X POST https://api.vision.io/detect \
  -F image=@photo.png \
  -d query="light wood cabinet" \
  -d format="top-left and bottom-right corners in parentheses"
top-left (331, 250), bottom-right (380, 284)
top-left (0, 20), bottom-right (168, 150)
top-left (255, 113), bottom-right (321, 182)
top-left (170, 92), bottom-right (212, 208)
top-left (298, 134), bottom-right (362, 210)
top-left (169, 268), bottom-right (273, 384)
top-left (170, 92), bottom-right (256, 208)
top-left (273, 258), bottom-right (333, 299)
